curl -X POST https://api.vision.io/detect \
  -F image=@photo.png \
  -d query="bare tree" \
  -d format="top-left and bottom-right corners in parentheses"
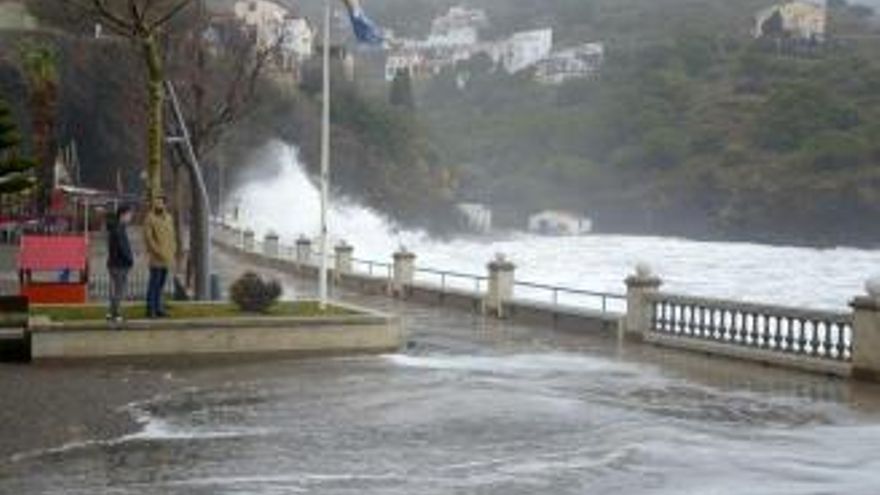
top-left (63, 0), bottom-right (195, 201)
top-left (45, 0), bottom-right (284, 299)
top-left (166, 0), bottom-right (285, 296)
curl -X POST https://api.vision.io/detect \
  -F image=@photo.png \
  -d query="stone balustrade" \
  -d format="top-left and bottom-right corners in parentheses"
top-left (212, 221), bottom-right (880, 382)
top-left (647, 292), bottom-right (852, 362)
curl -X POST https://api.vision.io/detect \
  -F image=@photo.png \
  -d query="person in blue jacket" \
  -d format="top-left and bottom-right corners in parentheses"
top-left (106, 205), bottom-right (134, 322)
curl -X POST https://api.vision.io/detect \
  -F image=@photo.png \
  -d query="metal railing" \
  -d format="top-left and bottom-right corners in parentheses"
top-left (351, 258), bottom-right (393, 279)
top-left (516, 280), bottom-right (626, 314)
top-left (89, 270), bottom-right (174, 301)
top-left (414, 267), bottom-right (487, 295)
top-left (0, 272), bottom-right (174, 302)
top-left (647, 292), bottom-right (853, 362)
top-left (215, 227), bottom-right (625, 315)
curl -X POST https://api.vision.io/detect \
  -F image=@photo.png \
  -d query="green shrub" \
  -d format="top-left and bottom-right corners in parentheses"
top-left (229, 272), bottom-right (282, 313)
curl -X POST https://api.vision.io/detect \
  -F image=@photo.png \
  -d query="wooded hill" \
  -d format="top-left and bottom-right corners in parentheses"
top-left (372, 0), bottom-right (880, 245)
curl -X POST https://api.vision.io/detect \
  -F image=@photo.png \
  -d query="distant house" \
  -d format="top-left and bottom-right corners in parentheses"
top-left (495, 28), bottom-right (554, 74)
top-left (233, 0), bottom-right (288, 49)
top-left (385, 50), bottom-right (426, 81)
top-left (427, 6), bottom-right (488, 47)
top-left (534, 42), bottom-right (605, 85)
top-left (754, 1), bottom-right (827, 42)
top-left (278, 15), bottom-right (315, 70)
top-left (528, 210), bottom-right (592, 236)
top-left (457, 203), bottom-right (493, 234)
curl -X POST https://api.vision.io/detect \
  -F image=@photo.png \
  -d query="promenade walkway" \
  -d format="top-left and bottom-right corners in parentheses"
top-left (1, 243), bottom-right (880, 493)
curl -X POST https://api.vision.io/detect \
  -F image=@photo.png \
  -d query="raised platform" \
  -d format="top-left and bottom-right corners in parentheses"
top-left (28, 301), bottom-right (403, 361)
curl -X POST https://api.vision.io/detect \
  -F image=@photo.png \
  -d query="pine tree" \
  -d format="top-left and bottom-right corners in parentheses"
top-left (0, 97), bottom-right (35, 197)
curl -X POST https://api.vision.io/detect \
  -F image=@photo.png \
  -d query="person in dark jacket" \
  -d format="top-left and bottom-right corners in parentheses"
top-left (106, 205), bottom-right (135, 322)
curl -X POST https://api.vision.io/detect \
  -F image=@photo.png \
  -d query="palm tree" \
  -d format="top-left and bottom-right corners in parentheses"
top-left (0, 96), bottom-right (36, 198)
top-left (18, 42), bottom-right (58, 213)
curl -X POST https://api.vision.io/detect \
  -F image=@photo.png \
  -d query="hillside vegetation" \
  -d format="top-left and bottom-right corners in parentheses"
top-left (375, 0), bottom-right (880, 245)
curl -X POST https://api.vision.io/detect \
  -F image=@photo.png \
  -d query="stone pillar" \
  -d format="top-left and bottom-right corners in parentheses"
top-left (295, 236), bottom-right (312, 266)
top-left (242, 229), bottom-right (255, 252)
top-left (850, 279), bottom-right (880, 381)
top-left (263, 232), bottom-right (280, 258)
top-left (391, 248), bottom-right (416, 298)
top-left (335, 241), bottom-right (354, 280)
top-left (485, 254), bottom-right (515, 318)
top-left (624, 263), bottom-right (663, 341)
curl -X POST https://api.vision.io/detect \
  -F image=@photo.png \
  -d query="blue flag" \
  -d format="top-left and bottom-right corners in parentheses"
top-left (340, 0), bottom-right (383, 44)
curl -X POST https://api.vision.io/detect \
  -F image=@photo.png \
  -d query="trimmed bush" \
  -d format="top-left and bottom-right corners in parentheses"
top-left (229, 272), bottom-right (282, 313)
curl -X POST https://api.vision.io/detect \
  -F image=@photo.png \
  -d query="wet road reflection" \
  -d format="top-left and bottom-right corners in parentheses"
top-left (2, 251), bottom-right (879, 494)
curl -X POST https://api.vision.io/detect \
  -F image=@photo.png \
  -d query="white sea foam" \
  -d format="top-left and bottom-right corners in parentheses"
top-left (227, 140), bottom-right (880, 310)
top-left (123, 402), bottom-right (275, 442)
top-left (386, 353), bottom-right (639, 376)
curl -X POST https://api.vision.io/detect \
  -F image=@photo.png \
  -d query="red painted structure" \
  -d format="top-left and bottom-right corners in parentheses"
top-left (18, 235), bottom-right (90, 304)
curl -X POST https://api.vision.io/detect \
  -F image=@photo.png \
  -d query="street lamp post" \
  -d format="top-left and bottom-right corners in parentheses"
top-left (318, 1), bottom-right (332, 309)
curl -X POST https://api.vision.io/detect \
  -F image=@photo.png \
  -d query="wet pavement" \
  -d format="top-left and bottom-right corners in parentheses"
top-left (1, 249), bottom-right (880, 494)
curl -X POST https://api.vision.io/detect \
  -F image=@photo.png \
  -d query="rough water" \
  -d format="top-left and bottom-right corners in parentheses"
top-left (2, 267), bottom-right (880, 494)
top-left (229, 141), bottom-right (880, 311)
top-left (4, 141), bottom-right (880, 493)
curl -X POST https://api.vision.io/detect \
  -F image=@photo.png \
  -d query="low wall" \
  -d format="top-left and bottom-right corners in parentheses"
top-left (645, 332), bottom-right (852, 378)
top-left (640, 290), bottom-right (854, 378)
top-left (215, 238), bottom-right (622, 336)
top-left (29, 303), bottom-right (403, 361)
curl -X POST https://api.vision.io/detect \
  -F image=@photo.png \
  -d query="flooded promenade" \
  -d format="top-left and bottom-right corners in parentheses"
top-left (2, 249), bottom-right (880, 494)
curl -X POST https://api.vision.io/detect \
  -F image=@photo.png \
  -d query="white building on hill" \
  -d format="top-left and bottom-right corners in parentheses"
top-left (385, 50), bottom-right (426, 81)
top-left (535, 42), bottom-right (605, 84)
top-left (528, 210), bottom-right (593, 236)
top-left (496, 28), bottom-right (554, 74)
top-left (234, 0), bottom-right (288, 48)
top-left (427, 6), bottom-right (489, 47)
top-left (754, 0), bottom-right (827, 42)
top-left (279, 15), bottom-right (315, 69)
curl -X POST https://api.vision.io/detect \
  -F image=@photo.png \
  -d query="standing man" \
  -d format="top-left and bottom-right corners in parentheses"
top-left (144, 196), bottom-right (176, 318)
top-left (107, 204), bottom-right (134, 323)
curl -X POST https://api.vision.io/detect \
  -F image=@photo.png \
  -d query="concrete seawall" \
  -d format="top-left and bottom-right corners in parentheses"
top-left (29, 302), bottom-right (403, 361)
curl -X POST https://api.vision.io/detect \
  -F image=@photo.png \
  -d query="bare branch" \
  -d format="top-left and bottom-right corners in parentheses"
top-left (63, 0), bottom-right (135, 34)
top-left (148, 0), bottom-right (194, 31)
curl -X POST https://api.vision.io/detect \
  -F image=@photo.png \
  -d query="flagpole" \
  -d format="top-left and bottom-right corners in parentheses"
top-left (319, 0), bottom-right (331, 309)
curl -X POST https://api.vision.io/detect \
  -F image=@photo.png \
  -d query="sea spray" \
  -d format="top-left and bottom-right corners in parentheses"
top-left (225, 140), bottom-right (428, 260)
top-left (225, 140), bottom-right (880, 310)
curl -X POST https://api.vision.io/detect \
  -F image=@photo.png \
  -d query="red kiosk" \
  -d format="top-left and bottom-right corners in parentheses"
top-left (18, 235), bottom-right (90, 304)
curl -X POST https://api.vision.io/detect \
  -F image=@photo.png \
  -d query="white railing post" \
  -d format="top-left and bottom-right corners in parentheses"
top-left (295, 236), bottom-right (312, 266)
top-left (624, 263), bottom-right (663, 340)
top-left (392, 248), bottom-right (416, 298)
top-left (263, 231), bottom-right (280, 258)
top-left (334, 241), bottom-right (353, 281)
top-left (485, 254), bottom-right (515, 318)
top-left (851, 278), bottom-right (880, 381)
top-left (242, 229), bottom-right (255, 253)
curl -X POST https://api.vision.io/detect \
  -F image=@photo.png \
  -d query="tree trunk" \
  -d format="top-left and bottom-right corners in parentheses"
top-left (166, 82), bottom-right (211, 300)
top-left (144, 35), bottom-right (165, 201)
